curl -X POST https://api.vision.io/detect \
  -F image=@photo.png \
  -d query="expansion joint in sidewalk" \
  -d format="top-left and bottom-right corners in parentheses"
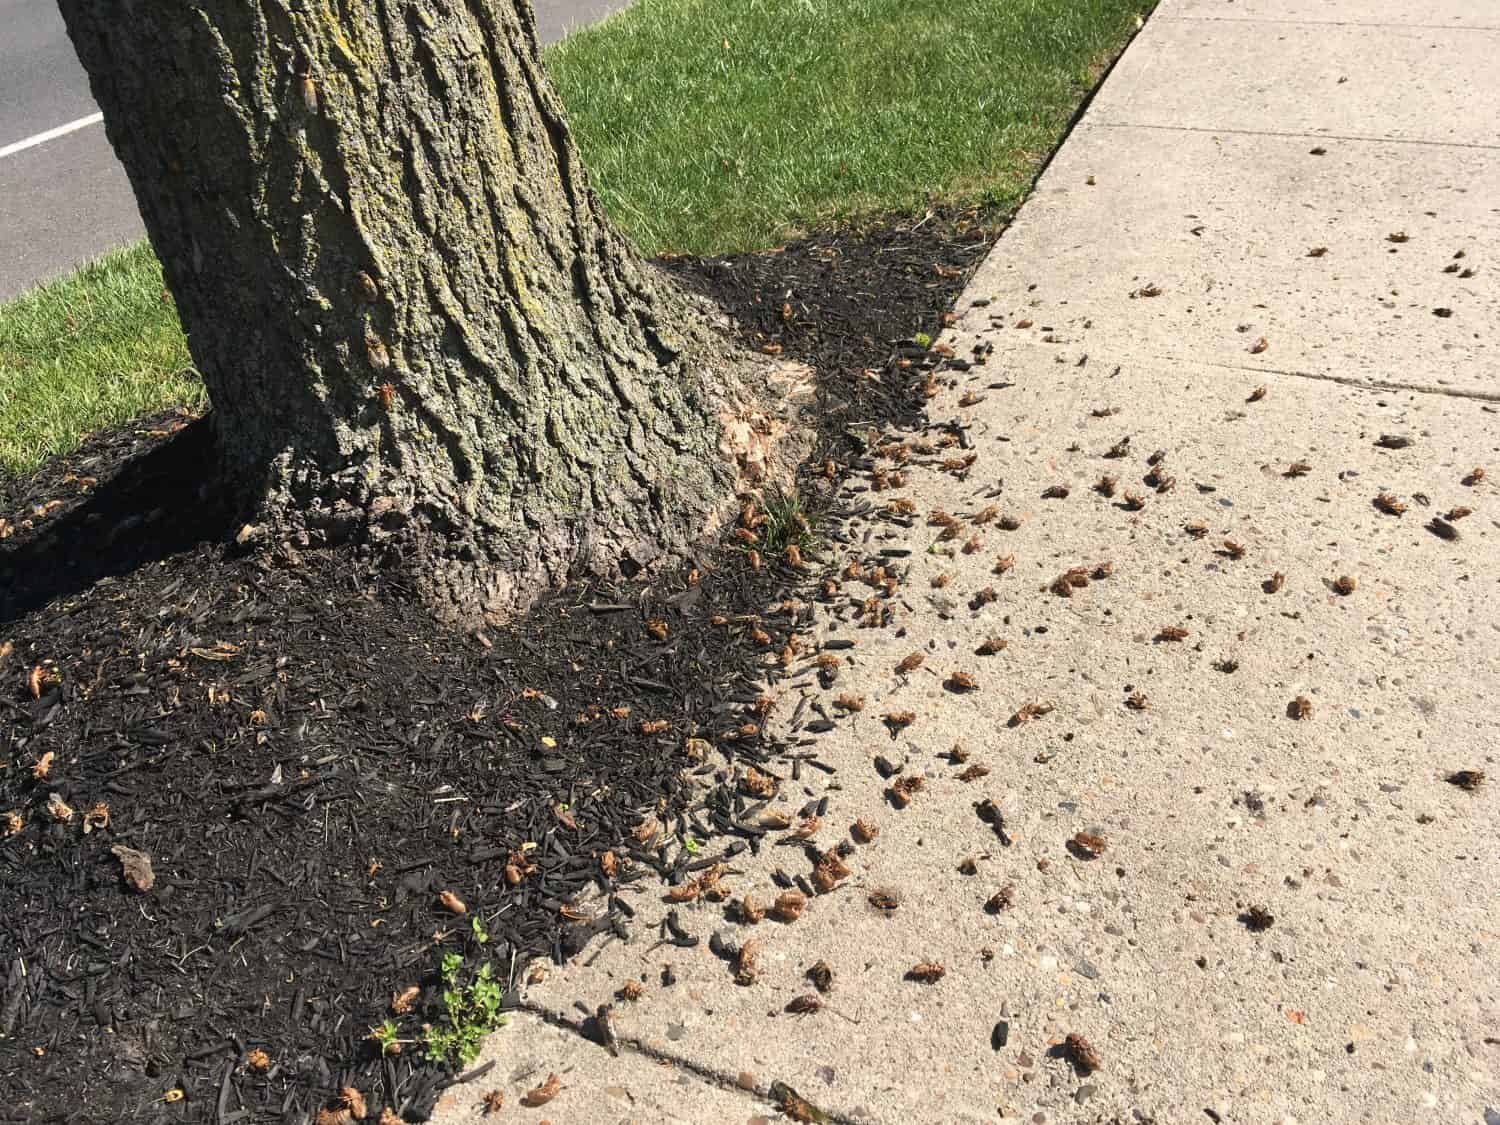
top-left (517, 999), bottom-right (869, 1125)
top-left (1089, 119), bottom-right (1500, 152)
top-left (1174, 356), bottom-right (1500, 405)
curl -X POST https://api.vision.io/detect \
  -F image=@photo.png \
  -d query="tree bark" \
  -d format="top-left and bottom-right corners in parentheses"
top-left (57, 0), bottom-right (759, 622)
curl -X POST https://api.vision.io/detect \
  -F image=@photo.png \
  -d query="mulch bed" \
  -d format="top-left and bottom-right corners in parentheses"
top-left (0, 206), bottom-right (995, 1124)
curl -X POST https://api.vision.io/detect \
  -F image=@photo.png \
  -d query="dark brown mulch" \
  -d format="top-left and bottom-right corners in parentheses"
top-left (0, 206), bottom-right (995, 1124)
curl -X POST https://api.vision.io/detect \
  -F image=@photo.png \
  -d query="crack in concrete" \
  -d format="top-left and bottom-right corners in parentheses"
top-left (1160, 15), bottom-right (1500, 33)
top-left (1165, 354), bottom-right (1500, 404)
top-left (1089, 119), bottom-right (1500, 151)
top-left (517, 998), bottom-right (869, 1125)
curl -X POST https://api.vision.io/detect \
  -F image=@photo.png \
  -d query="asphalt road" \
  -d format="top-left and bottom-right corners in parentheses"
top-left (0, 0), bottom-right (629, 303)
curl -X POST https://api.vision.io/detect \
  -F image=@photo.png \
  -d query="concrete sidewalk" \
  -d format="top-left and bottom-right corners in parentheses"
top-left (431, 2), bottom-right (1499, 1121)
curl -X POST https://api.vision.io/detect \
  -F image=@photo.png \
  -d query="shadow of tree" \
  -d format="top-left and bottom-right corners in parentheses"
top-left (0, 417), bottom-right (238, 624)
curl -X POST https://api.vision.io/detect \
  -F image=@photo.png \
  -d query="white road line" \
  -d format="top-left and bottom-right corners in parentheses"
top-left (0, 111), bottom-right (104, 160)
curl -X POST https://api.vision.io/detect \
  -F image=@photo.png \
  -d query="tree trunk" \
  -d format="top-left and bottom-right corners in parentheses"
top-left (57, 0), bottom-right (762, 622)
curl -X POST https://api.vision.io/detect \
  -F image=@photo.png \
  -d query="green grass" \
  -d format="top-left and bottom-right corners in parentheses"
top-left (0, 0), bottom-right (1153, 476)
top-left (553, 0), bottom-right (1152, 255)
top-left (0, 243), bottom-right (203, 476)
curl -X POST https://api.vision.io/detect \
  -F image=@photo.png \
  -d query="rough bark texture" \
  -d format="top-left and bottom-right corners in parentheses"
top-left (57, 0), bottom-right (751, 622)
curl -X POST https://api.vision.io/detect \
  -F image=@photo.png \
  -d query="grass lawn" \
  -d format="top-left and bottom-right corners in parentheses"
top-left (0, 0), bottom-right (1154, 477)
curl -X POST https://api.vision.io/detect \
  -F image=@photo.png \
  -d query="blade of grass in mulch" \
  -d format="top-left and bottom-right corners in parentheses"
top-left (0, 208), bottom-right (995, 1123)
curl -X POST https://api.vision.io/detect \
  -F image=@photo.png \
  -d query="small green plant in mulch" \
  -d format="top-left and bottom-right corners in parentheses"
top-left (423, 952), bottom-right (506, 1067)
top-left (759, 487), bottom-right (817, 556)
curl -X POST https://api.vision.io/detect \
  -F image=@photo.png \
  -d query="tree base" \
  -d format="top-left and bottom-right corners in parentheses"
top-left (237, 347), bottom-right (813, 627)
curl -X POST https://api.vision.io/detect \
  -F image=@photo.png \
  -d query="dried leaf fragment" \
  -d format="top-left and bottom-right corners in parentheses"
top-left (1156, 625), bottom-right (1189, 642)
top-left (1290, 695), bottom-right (1313, 720)
top-left (1070, 830), bottom-right (1108, 858)
top-left (1462, 467), bottom-right (1485, 486)
top-left (905, 961), bottom-right (946, 984)
top-left (957, 764), bottom-right (990, 782)
top-left (82, 801), bottom-right (109, 834)
top-left (834, 692), bottom-right (865, 712)
top-left (985, 886), bottom-right (1015, 913)
top-left (976, 637), bottom-right (1008, 656)
top-left (391, 986), bottom-right (420, 1015)
top-left (1125, 691), bottom-right (1149, 711)
top-left (734, 938), bottom-right (763, 985)
top-left (772, 890), bottom-right (807, 922)
top-left (1265, 571), bottom-right (1286, 593)
top-left (888, 775), bottom-right (925, 807)
top-left (1247, 385), bottom-right (1267, 402)
top-left (1332, 574), bottom-right (1357, 596)
top-left (883, 710), bottom-right (916, 731)
top-left (2, 811), bottom-right (21, 837)
top-left (27, 664), bottom-right (57, 699)
top-left (1426, 516), bottom-right (1460, 541)
top-left (32, 751), bottom-right (54, 781)
top-left (1009, 700), bottom-right (1054, 726)
top-left (1374, 492), bottom-right (1406, 516)
top-left (742, 767), bottom-right (776, 797)
top-left (1446, 769), bottom-right (1484, 791)
top-left (46, 791), bottom-right (74, 823)
top-left (771, 1081), bottom-right (827, 1123)
top-left (438, 890), bottom-right (467, 914)
top-left (340, 1087), bottom-right (367, 1120)
top-left (246, 1048), bottom-right (271, 1071)
top-left (851, 818), bottom-right (879, 843)
top-left (1065, 1032), bottom-right (1101, 1074)
top-left (807, 960), bottom-right (834, 992)
top-left (867, 888), bottom-right (900, 913)
top-left (520, 1073), bottom-right (563, 1107)
top-left (1241, 905), bottom-right (1275, 932)
top-left (112, 845), bottom-right (155, 892)
top-left (1249, 336), bottom-right (1269, 355)
top-left (896, 651), bottom-right (925, 674)
top-left (946, 670), bottom-right (978, 692)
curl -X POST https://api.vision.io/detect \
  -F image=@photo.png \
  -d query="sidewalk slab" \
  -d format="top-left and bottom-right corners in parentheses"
top-left (954, 124), bottom-right (1499, 396)
top-left (1090, 14), bottom-right (1500, 145)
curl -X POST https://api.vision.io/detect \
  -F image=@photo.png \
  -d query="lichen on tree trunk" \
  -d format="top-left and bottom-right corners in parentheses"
top-left (58, 0), bottom-right (763, 622)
